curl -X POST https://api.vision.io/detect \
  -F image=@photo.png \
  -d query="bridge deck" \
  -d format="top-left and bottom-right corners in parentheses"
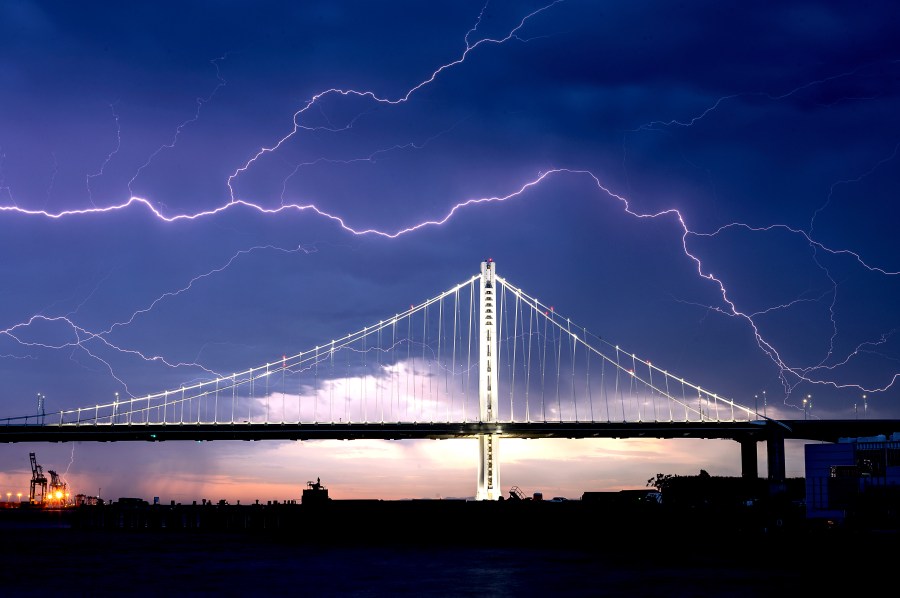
top-left (2, 419), bottom-right (897, 443)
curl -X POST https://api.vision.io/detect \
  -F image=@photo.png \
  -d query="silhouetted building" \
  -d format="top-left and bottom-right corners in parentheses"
top-left (302, 477), bottom-right (329, 505)
top-left (806, 434), bottom-right (900, 527)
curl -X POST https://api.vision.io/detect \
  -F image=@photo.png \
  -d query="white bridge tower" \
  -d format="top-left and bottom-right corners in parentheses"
top-left (476, 259), bottom-right (500, 500)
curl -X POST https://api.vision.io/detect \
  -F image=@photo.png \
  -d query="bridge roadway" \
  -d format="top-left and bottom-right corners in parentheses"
top-left (1, 418), bottom-right (897, 443)
top-left (4, 419), bottom-right (897, 484)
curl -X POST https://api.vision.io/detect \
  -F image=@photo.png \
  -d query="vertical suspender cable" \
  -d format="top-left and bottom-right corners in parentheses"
top-left (378, 326), bottom-right (384, 423)
top-left (568, 319), bottom-right (577, 422)
top-left (550, 310), bottom-right (563, 421)
top-left (510, 285), bottom-right (520, 422)
top-left (392, 319), bottom-right (397, 421)
top-left (314, 346), bottom-right (319, 423)
top-left (631, 354), bottom-right (639, 422)
top-left (665, 371), bottom-right (673, 422)
top-left (330, 341), bottom-right (335, 423)
top-left (346, 338), bottom-right (351, 423)
top-left (601, 355), bottom-right (609, 422)
top-left (540, 301), bottom-right (548, 422)
top-left (406, 313), bottom-right (412, 421)
top-left (362, 328), bottom-right (367, 423)
top-left (615, 348), bottom-right (623, 421)
top-left (421, 304), bottom-right (428, 421)
top-left (584, 328), bottom-right (593, 422)
top-left (437, 296), bottom-right (443, 424)
top-left (465, 283), bottom-right (474, 423)
top-left (525, 299), bottom-right (534, 423)
top-left (450, 287), bottom-right (459, 422)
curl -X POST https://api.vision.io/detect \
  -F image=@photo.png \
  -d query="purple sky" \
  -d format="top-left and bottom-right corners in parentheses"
top-left (1, 1), bottom-right (898, 502)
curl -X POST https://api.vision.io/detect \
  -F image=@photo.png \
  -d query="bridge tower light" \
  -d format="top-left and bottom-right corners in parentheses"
top-left (36, 392), bottom-right (46, 425)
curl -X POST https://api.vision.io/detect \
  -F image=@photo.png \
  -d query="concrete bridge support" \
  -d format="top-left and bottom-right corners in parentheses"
top-left (739, 438), bottom-right (757, 480)
top-left (766, 433), bottom-right (787, 495)
top-left (739, 434), bottom-right (787, 495)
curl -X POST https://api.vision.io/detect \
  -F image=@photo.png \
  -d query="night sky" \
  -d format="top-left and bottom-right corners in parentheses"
top-left (1, 1), bottom-right (898, 502)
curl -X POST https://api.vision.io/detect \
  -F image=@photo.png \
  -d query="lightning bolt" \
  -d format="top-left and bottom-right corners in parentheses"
top-left (224, 0), bottom-right (565, 203)
top-left (1, 243), bottom-right (320, 396)
top-left (86, 102), bottom-right (122, 208)
top-left (127, 54), bottom-right (230, 199)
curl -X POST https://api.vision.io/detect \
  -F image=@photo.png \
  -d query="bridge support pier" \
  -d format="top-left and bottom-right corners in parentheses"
top-left (766, 433), bottom-right (786, 495)
top-left (477, 434), bottom-right (499, 500)
top-left (739, 438), bottom-right (757, 480)
top-left (737, 435), bottom-right (787, 495)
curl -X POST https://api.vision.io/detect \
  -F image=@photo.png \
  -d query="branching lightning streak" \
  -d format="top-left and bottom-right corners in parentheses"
top-left (127, 54), bottom-right (229, 198)
top-left (45, 151), bottom-right (59, 209)
top-left (1, 314), bottom-right (218, 395)
top-left (279, 119), bottom-right (467, 204)
top-left (621, 57), bottom-right (900, 408)
top-left (225, 0), bottom-right (564, 202)
top-left (810, 141), bottom-right (900, 235)
top-left (101, 243), bottom-right (318, 335)
top-left (63, 445), bottom-right (75, 480)
top-left (1, 243), bottom-right (319, 395)
top-left (684, 166), bottom-right (900, 402)
top-left (632, 61), bottom-right (896, 132)
top-left (86, 102), bottom-right (122, 207)
top-left (0, 148), bottom-right (16, 205)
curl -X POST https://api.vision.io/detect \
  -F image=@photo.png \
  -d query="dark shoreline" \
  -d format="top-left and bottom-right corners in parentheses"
top-left (4, 498), bottom-right (896, 549)
top-left (1, 502), bottom-right (894, 596)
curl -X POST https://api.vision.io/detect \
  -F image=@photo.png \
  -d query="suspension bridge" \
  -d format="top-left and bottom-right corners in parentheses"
top-left (2, 261), bottom-right (897, 499)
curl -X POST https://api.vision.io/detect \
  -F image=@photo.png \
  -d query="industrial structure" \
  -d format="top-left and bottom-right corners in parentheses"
top-left (29, 452), bottom-right (47, 505)
top-left (27, 452), bottom-right (71, 507)
top-left (302, 477), bottom-right (329, 505)
top-left (806, 434), bottom-right (900, 526)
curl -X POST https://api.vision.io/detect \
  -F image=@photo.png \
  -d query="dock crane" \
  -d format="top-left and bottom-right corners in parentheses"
top-left (29, 452), bottom-right (47, 505)
top-left (46, 469), bottom-right (69, 506)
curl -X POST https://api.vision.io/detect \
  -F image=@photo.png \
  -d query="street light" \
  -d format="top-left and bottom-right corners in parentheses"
top-left (17, 492), bottom-right (22, 503)
top-left (862, 394), bottom-right (867, 418)
top-left (37, 392), bottom-right (46, 424)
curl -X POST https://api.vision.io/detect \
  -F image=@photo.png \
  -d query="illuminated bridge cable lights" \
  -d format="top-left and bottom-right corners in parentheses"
top-left (3, 268), bottom-right (764, 429)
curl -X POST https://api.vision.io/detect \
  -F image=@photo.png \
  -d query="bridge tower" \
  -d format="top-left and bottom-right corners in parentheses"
top-left (476, 259), bottom-right (500, 500)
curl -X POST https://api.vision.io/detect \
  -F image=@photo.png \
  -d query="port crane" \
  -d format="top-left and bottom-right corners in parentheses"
top-left (27, 452), bottom-right (70, 506)
top-left (47, 469), bottom-right (69, 506)
top-left (29, 452), bottom-right (47, 504)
